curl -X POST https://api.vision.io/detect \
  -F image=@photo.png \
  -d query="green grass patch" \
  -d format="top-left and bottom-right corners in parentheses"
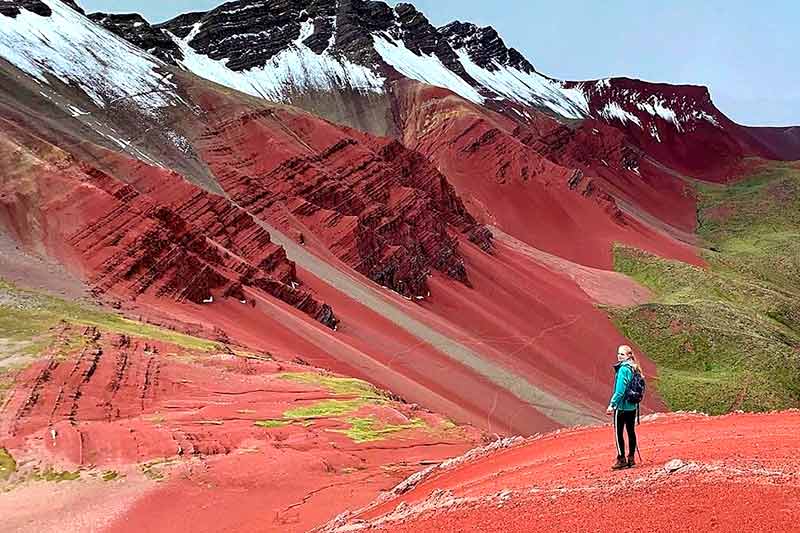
top-left (101, 470), bottom-right (120, 482)
top-left (254, 419), bottom-right (290, 428)
top-left (0, 448), bottom-right (16, 481)
top-left (278, 372), bottom-right (384, 400)
top-left (283, 399), bottom-right (366, 419)
top-left (31, 467), bottom-right (81, 482)
top-left (0, 278), bottom-right (219, 357)
top-left (333, 416), bottom-right (427, 443)
top-left (611, 164), bottom-right (800, 413)
top-left (697, 162), bottom-right (800, 289)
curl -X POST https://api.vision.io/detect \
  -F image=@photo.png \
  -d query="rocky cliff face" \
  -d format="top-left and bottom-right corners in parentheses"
top-left (88, 13), bottom-right (183, 64)
top-left (193, 94), bottom-right (492, 298)
top-left (0, 120), bottom-right (338, 328)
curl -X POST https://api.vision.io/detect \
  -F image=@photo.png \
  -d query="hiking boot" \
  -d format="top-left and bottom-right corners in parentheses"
top-left (627, 455), bottom-right (636, 468)
top-left (611, 456), bottom-right (627, 470)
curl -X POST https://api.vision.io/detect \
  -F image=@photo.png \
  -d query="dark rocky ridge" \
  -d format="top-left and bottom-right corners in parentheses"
top-left (440, 21), bottom-right (535, 73)
top-left (0, 0), bottom-right (82, 17)
top-left (94, 0), bottom-right (486, 84)
top-left (88, 13), bottom-right (184, 64)
top-left (0, 0), bottom-right (52, 17)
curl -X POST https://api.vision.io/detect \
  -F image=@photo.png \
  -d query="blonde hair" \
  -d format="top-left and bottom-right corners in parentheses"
top-left (618, 345), bottom-right (642, 374)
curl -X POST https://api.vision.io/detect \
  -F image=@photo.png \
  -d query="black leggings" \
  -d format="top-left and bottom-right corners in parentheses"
top-left (614, 409), bottom-right (637, 458)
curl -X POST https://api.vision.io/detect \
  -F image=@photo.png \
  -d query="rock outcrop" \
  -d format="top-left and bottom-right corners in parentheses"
top-left (88, 13), bottom-right (183, 64)
top-left (195, 98), bottom-right (492, 298)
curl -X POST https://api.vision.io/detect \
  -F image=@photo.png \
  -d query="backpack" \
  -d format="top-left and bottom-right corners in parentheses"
top-left (624, 369), bottom-right (646, 404)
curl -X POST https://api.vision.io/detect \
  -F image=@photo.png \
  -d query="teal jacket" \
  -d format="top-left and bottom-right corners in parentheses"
top-left (609, 361), bottom-right (638, 411)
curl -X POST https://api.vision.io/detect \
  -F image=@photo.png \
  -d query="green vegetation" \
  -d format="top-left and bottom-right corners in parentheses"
top-left (0, 448), bottom-right (16, 481)
top-left (333, 416), bottom-right (426, 443)
top-left (610, 162), bottom-right (800, 414)
top-left (101, 470), bottom-right (120, 482)
top-left (283, 399), bottom-right (366, 419)
top-left (697, 162), bottom-right (800, 291)
top-left (278, 372), bottom-right (385, 400)
top-left (254, 419), bottom-right (290, 428)
top-left (31, 467), bottom-right (81, 482)
top-left (140, 459), bottom-right (172, 481)
top-left (255, 374), bottom-right (389, 429)
top-left (0, 279), bottom-right (219, 361)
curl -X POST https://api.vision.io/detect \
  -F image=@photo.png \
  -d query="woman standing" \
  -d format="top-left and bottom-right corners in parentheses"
top-left (606, 345), bottom-right (641, 469)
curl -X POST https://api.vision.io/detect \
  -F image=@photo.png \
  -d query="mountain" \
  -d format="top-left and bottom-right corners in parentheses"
top-left (1, 1), bottom-right (798, 531)
top-left (90, 0), bottom-right (800, 181)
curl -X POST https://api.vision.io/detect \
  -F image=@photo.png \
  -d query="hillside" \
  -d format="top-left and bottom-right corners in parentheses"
top-left (319, 410), bottom-right (800, 532)
top-left (0, 0), bottom-right (799, 531)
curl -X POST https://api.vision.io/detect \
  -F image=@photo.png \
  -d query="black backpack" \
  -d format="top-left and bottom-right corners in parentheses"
top-left (625, 369), bottom-right (646, 404)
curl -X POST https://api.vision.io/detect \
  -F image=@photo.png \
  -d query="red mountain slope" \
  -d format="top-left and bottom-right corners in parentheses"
top-left (320, 411), bottom-right (800, 532)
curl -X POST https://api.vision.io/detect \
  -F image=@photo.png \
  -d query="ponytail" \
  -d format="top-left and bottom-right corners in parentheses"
top-left (628, 353), bottom-right (642, 375)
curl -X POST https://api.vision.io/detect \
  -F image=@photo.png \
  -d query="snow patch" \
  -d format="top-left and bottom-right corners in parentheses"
top-left (455, 49), bottom-right (587, 118)
top-left (0, 0), bottom-right (182, 118)
top-left (598, 102), bottom-right (642, 127)
top-left (649, 123), bottom-right (661, 142)
top-left (636, 96), bottom-right (682, 131)
top-left (373, 34), bottom-right (483, 103)
top-left (174, 23), bottom-right (385, 103)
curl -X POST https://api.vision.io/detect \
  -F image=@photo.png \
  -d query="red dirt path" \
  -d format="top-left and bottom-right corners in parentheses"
top-left (320, 411), bottom-right (800, 532)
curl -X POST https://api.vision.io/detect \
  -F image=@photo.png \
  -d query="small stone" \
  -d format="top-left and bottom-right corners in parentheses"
top-left (664, 458), bottom-right (686, 473)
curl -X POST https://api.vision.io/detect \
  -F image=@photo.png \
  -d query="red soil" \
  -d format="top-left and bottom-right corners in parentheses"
top-left (419, 235), bottom-right (667, 419)
top-left (0, 323), bottom-right (480, 533)
top-left (0, 122), bottom-right (336, 327)
top-left (321, 411), bottom-right (800, 532)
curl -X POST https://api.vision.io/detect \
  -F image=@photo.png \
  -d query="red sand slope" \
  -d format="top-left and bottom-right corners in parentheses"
top-left (320, 410), bottom-right (800, 532)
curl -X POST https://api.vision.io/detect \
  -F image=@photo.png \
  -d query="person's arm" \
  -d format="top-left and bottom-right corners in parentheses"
top-left (608, 366), bottom-right (632, 410)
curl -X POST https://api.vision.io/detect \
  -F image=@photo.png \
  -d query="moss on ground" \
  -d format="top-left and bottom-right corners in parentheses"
top-left (31, 467), bottom-right (81, 482)
top-left (0, 448), bottom-right (16, 481)
top-left (333, 416), bottom-right (427, 443)
top-left (101, 470), bottom-right (120, 481)
top-left (610, 162), bottom-right (800, 414)
top-left (254, 419), bottom-right (290, 428)
top-left (140, 459), bottom-right (173, 481)
top-left (283, 399), bottom-right (366, 419)
top-left (0, 278), bottom-right (219, 359)
top-left (278, 372), bottom-right (384, 400)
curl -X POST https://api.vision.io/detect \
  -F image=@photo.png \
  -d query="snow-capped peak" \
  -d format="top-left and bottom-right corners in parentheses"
top-left (0, 0), bottom-right (183, 117)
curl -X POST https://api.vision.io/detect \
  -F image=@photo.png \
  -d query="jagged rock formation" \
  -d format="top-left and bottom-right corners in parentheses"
top-left (439, 21), bottom-right (534, 73)
top-left (195, 99), bottom-right (492, 297)
top-left (88, 13), bottom-right (183, 64)
top-left (0, 120), bottom-right (338, 329)
top-left (0, 0), bottom-right (80, 16)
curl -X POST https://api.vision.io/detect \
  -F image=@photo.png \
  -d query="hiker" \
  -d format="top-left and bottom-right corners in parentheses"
top-left (606, 344), bottom-right (645, 470)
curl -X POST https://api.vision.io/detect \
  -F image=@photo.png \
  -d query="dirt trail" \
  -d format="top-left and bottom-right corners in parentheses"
top-left (248, 213), bottom-right (602, 428)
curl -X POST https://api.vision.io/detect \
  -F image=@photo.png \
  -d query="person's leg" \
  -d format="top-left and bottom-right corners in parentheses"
top-left (625, 410), bottom-right (637, 465)
top-left (612, 410), bottom-right (627, 469)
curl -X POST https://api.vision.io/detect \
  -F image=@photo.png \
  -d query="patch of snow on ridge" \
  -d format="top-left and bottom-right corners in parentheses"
top-left (372, 34), bottom-right (484, 103)
top-left (598, 101), bottom-right (642, 127)
top-left (635, 96), bottom-right (682, 131)
top-left (454, 50), bottom-right (588, 119)
top-left (174, 20), bottom-right (385, 102)
top-left (0, 0), bottom-right (181, 117)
